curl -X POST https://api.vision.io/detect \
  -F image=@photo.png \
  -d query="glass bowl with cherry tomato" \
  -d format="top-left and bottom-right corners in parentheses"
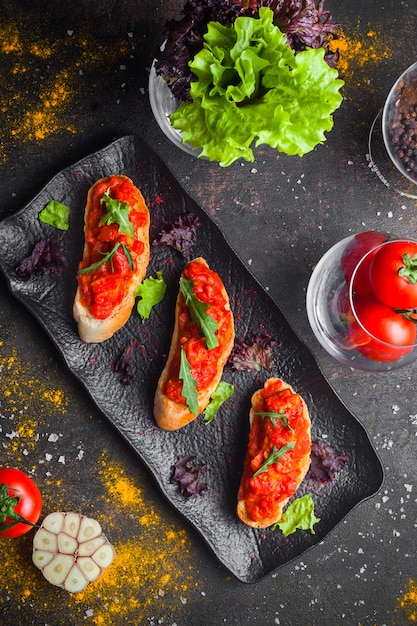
top-left (306, 231), bottom-right (417, 371)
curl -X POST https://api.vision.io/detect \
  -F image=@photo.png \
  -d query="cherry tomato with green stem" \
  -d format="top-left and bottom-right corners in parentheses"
top-left (369, 240), bottom-right (417, 309)
top-left (348, 294), bottom-right (416, 362)
top-left (0, 468), bottom-right (42, 538)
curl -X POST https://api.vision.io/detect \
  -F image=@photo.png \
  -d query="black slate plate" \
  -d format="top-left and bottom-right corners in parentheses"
top-left (0, 135), bottom-right (383, 583)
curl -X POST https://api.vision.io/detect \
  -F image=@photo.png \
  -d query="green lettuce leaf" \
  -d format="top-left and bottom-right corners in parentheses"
top-left (203, 381), bottom-right (234, 425)
top-left (39, 200), bottom-right (70, 230)
top-left (134, 271), bottom-right (167, 321)
top-left (273, 494), bottom-right (320, 536)
top-left (170, 7), bottom-right (344, 166)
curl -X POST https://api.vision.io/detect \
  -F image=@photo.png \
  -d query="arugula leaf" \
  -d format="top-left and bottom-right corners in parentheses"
top-left (77, 242), bottom-right (134, 275)
top-left (100, 189), bottom-right (134, 238)
top-left (253, 441), bottom-right (295, 478)
top-left (170, 7), bottom-right (344, 166)
top-left (180, 278), bottom-right (219, 349)
top-left (273, 494), bottom-right (320, 536)
top-left (179, 346), bottom-right (199, 416)
top-left (255, 410), bottom-right (294, 432)
top-left (39, 200), bottom-right (70, 230)
top-left (203, 381), bottom-right (234, 425)
top-left (134, 271), bottom-right (167, 321)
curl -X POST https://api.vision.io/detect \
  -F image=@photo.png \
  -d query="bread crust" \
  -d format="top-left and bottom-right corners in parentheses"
top-left (237, 378), bottom-right (311, 529)
top-left (154, 257), bottom-right (234, 431)
top-left (73, 175), bottom-right (150, 343)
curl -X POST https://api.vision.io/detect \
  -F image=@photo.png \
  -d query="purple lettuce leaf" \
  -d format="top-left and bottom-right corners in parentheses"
top-left (15, 239), bottom-right (67, 280)
top-left (153, 212), bottom-right (200, 257)
top-left (171, 455), bottom-right (210, 498)
top-left (155, 0), bottom-right (340, 102)
top-left (309, 439), bottom-right (349, 483)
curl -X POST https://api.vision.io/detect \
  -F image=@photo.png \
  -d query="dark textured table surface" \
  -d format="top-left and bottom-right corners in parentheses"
top-left (1, 1), bottom-right (416, 624)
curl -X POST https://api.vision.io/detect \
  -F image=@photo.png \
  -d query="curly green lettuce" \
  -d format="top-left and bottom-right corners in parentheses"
top-left (170, 7), bottom-right (344, 166)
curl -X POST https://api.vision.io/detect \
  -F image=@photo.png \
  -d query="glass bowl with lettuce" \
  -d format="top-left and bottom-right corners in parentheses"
top-left (150, 0), bottom-right (344, 167)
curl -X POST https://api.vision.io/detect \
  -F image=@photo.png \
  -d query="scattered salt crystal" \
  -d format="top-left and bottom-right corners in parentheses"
top-left (388, 211), bottom-right (393, 218)
top-left (77, 450), bottom-right (85, 461)
top-left (23, 449), bottom-right (28, 455)
top-left (67, 30), bottom-right (73, 36)
top-left (404, 484), bottom-right (413, 492)
top-left (120, 64), bottom-right (126, 70)
top-left (85, 608), bottom-right (94, 617)
top-left (251, 168), bottom-right (258, 173)
top-left (392, 405), bottom-right (400, 414)
top-left (6, 431), bottom-right (18, 439)
top-left (139, 87), bottom-right (145, 95)
top-left (45, 453), bottom-right (52, 461)
top-left (248, 259), bottom-right (252, 265)
top-left (58, 455), bottom-right (65, 464)
top-left (48, 433), bottom-right (59, 442)
top-left (180, 596), bottom-right (187, 605)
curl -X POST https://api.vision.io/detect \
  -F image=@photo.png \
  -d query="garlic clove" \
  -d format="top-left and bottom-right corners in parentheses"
top-left (32, 550), bottom-right (55, 569)
top-left (63, 512), bottom-right (81, 538)
top-left (58, 532), bottom-right (78, 555)
top-left (64, 565), bottom-right (89, 593)
top-left (42, 554), bottom-right (74, 586)
top-left (78, 535), bottom-right (105, 557)
top-left (91, 542), bottom-right (116, 569)
top-left (77, 556), bottom-right (101, 582)
top-left (77, 516), bottom-right (102, 542)
top-left (33, 528), bottom-right (58, 553)
top-left (42, 511), bottom-right (65, 534)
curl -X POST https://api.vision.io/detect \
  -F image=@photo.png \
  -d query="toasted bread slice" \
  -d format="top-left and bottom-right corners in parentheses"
top-left (237, 378), bottom-right (311, 528)
top-left (73, 175), bottom-right (150, 343)
top-left (154, 257), bottom-right (234, 430)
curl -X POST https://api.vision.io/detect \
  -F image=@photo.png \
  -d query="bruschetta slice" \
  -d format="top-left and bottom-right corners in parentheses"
top-left (154, 257), bottom-right (234, 430)
top-left (237, 378), bottom-right (311, 528)
top-left (73, 175), bottom-right (150, 343)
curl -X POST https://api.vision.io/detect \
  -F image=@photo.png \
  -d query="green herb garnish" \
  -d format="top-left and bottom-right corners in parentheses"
top-left (253, 441), bottom-right (295, 478)
top-left (77, 242), bottom-right (133, 275)
top-left (180, 278), bottom-right (219, 349)
top-left (170, 7), bottom-right (344, 167)
top-left (134, 271), bottom-right (167, 321)
top-left (39, 200), bottom-right (70, 230)
top-left (203, 381), bottom-right (234, 425)
top-left (100, 189), bottom-right (134, 238)
top-left (272, 494), bottom-right (320, 536)
top-left (179, 346), bottom-right (199, 416)
top-left (255, 410), bottom-right (294, 432)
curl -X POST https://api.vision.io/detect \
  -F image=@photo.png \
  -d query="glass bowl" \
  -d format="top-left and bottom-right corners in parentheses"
top-left (382, 61), bottom-right (417, 185)
top-left (306, 233), bottom-right (417, 372)
top-left (148, 61), bottom-right (201, 158)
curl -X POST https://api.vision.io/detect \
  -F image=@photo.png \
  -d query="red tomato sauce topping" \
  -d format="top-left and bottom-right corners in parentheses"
top-left (164, 260), bottom-right (232, 405)
top-left (241, 379), bottom-right (311, 523)
top-left (77, 176), bottom-right (149, 319)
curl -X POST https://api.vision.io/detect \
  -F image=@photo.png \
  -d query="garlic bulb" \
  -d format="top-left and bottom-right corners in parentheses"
top-left (33, 512), bottom-right (115, 592)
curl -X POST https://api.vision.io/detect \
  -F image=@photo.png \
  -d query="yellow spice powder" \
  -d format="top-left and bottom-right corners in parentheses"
top-left (335, 27), bottom-right (392, 84)
top-left (396, 579), bottom-right (417, 622)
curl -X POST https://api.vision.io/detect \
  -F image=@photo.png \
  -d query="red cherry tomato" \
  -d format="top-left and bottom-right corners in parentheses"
top-left (348, 294), bottom-right (416, 362)
top-left (341, 231), bottom-right (387, 292)
top-left (0, 468), bottom-right (42, 538)
top-left (369, 240), bottom-right (417, 309)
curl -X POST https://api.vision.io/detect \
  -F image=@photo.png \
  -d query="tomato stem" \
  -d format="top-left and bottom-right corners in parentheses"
top-left (398, 253), bottom-right (417, 285)
top-left (395, 308), bottom-right (417, 323)
top-left (0, 483), bottom-right (39, 532)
